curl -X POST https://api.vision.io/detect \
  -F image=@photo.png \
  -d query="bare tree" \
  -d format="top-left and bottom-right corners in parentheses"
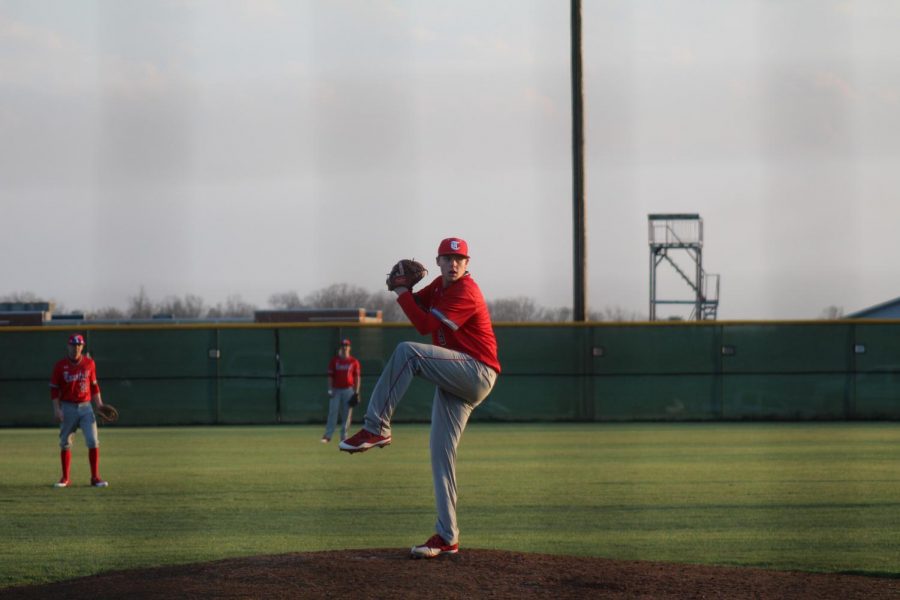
top-left (488, 297), bottom-right (578, 322)
top-left (268, 284), bottom-right (403, 321)
top-left (155, 294), bottom-right (206, 318)
top-left (268, 291), bottom-right (305, 309)
top-left (208, 295), bottom-right (257, 318)
top-left (88, 306), bottom-right (126, 320)
top-left (127, 287), bottom-right (155, 318)
top-left (486, 297), bottom-right (645, 323)
top-left (26, 284), bottom-right (646, 325)
top-left (488, 297), bottom-right (546, 321)
top-left (304, 283), bottom-right (372, 309)
top-left (591, 306), bottom-right (646, 322)
top-left (368, 291), bottom-right (405, 322)
top-left (819, 306), bottom-right (844, 319)
top-left (0, 291), bottom-right (44, 303)
top-left (541, 306), bottom-right (573, 322)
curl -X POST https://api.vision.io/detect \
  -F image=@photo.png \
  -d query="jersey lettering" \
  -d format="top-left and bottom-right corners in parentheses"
top-left (50, 358), bottom-right (99, 402)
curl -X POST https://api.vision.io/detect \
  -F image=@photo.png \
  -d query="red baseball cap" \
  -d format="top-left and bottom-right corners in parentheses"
top-left (437, 237), bottom-right (469, 258)
top-left (68, 334), bottom-right (85, 346)
top-left (341, 338), bottom-right (351, 346)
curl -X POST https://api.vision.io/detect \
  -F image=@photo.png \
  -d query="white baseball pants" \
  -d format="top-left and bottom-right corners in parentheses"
top-left (363, 341), bottom-right (497, 545)
top-left (324, 388), bottom-right (355, 441)
top-left (59, 402), bottom-right (99, 449)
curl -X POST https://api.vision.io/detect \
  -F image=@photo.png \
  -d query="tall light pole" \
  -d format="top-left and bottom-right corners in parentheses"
top-left (571, 0), bottom-right (587, 322)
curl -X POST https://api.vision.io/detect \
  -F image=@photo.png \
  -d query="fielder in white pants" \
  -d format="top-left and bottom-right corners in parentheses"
top-left (322, 338), bottom-right (361, 443)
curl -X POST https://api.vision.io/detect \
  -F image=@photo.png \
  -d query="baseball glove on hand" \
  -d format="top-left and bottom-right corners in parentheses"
top-left (386, 259), bottom-right (428, 291)
top-left (349, 393), bottom-right (360, 408)
top-left (96, 404), bottom-right (119, 424)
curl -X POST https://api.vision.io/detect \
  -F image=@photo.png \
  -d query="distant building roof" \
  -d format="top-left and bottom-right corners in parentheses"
top-left (0, 302), bottom-right (53, 312)
top-left (254, 308), bottom-right (382, 323)
top-left (846, 296), bottom-right (900, 319)
top-left (0, 311), bottom-right (49, 326)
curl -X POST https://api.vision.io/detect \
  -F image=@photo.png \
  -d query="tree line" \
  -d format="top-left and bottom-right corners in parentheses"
top-left (2, 289), bottom-right (850, 321)
top-left (0, 286), bottom-right (646, 322)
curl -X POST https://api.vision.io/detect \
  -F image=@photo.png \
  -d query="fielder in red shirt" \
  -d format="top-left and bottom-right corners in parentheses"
top-left (340, 237), bottom-right (500, 559)
top-left (49, 333), bottom-right (109, 488)
top-left (321, 338), bottom-right (361, 443)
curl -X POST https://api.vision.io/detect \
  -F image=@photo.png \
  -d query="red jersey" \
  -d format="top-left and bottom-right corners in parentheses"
top-left (328, 356), bottom-right (361, 389)
top-left (50, 356), bottom-right (101, 403)
top-left (397, 273), bottom-right (501, 373)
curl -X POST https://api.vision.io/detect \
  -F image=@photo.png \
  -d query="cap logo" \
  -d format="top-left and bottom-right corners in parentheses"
top-left (450, 240), bottom-right (460, 251)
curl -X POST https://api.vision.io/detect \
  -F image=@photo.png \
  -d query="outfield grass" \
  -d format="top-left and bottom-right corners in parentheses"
top-left (0, 422), bottom-right (898, 587)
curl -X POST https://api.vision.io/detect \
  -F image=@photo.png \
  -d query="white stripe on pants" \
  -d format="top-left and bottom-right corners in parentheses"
top-left (363, 341), bottom-right (497, 545)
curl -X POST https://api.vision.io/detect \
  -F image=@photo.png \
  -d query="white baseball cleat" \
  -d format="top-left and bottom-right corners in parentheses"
top-left (91, 479), bottom-right (109, 488)
top-left (54, 479), bottom-right (70, 488)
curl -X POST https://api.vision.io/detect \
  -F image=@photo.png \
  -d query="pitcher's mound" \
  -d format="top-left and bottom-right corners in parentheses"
top-left (2, 549), bottom-right (897, 599)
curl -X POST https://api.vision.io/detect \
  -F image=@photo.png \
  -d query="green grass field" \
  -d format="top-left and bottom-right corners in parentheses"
top-left (1, 422), bottom-right (898, 588)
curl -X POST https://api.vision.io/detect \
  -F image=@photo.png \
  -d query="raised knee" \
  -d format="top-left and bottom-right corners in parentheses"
top-left (396, 341), bottom-right (426, 359)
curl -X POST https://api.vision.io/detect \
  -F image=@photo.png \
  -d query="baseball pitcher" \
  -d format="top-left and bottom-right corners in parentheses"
top-left (340, 237), bottom-right (501, 558)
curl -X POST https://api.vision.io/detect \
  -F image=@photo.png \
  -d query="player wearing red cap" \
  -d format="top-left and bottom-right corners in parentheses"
top-left (340, 237), bottom-right (500, 559)
top-left (322, 338), bottom-right (361, 443)
top-left (49, 334), bottom-right (109, 488)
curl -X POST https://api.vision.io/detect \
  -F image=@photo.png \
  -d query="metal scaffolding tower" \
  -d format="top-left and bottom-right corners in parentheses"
top-left (648, 214), bottom-right (720, 321)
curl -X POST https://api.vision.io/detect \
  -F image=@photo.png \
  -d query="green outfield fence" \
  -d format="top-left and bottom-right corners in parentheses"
top-left (1, 320), bottom-right (898, 426)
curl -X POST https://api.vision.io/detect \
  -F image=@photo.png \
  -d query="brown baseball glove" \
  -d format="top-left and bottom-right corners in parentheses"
top-left (386, 259), bottom-right (428, 291)
top-left (96, 404), bottom-right (119, 424)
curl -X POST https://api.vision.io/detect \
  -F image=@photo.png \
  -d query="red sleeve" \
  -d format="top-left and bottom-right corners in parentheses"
top-left (398, 279), bottom-right (479, 335)
top-left (327, 357), bottom-right (336, 386)
top-left (89, 360), bottom-right (101, 395)
top-left (397, 291), bottom-right (441, 335)
top-left (413, 279), bottom-right (435, 306)
top-left (49, 362), bottom-right (62, 399)
top-left (352, 359), bottom-right (361, 383)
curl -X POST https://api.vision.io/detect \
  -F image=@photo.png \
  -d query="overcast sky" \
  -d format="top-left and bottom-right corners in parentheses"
top-left (2, 0), bottom-right (899, 319)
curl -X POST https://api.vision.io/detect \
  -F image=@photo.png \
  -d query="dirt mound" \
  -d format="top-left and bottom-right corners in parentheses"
top-left (2, 549), bottom-right (897, 599)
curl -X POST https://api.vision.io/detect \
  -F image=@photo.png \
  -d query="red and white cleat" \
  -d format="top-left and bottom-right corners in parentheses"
top-left (410, 534), bottom-right (459, 559)
top-left (338, 429), bottom-right (391, 454)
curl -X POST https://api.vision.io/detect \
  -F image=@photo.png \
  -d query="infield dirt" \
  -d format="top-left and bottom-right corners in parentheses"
top-left (1, 549), bottom-right (897, 599)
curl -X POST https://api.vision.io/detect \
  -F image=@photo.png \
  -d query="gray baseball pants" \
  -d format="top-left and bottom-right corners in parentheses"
top-left (324, 387), bottom-right (355, 441)
top-left (363, 341), bottom-right (497, 545)
top-left (59, 402), bottom-right (99, 449)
